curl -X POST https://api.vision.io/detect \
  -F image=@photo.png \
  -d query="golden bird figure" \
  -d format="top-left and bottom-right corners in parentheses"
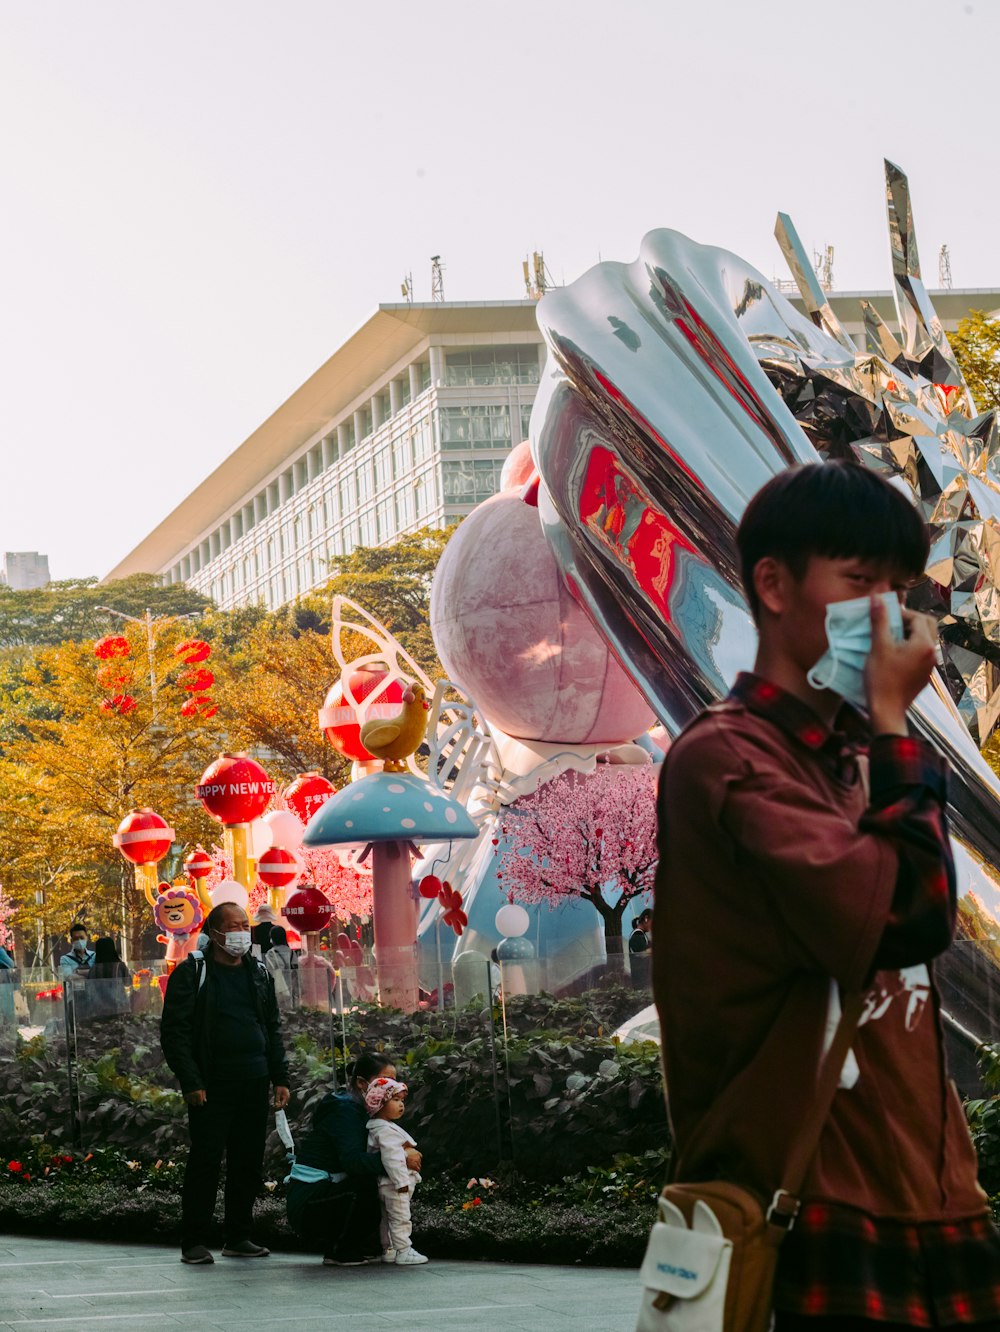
top-left (358, 682), bottom-right (431, 772)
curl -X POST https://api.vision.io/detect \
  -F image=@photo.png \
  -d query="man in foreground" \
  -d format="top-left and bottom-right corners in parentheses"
top-left (654, 462), bottom-right (1000, 1329)
top-left (161, 901), bottom-right (290, 1266)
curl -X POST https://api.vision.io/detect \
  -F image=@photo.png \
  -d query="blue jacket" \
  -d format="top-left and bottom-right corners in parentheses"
top-left (296, 1090), bottom-right (384, 1179)
top-left (59, 948), bottom-right (95, 976)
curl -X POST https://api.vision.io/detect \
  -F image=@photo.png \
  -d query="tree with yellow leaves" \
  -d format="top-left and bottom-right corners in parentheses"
top-left (0, 630), bottom-right (224, 964)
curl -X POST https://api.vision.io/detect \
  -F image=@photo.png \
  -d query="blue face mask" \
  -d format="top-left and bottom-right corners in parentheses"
top-left (806, 592), bottom-right (904, 710)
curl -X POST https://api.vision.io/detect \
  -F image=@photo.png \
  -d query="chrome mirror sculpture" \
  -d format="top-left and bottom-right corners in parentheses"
top-left (532, 161), bottom-right (1000, 902)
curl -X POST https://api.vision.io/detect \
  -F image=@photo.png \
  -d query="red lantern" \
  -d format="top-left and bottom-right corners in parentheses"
top-left (196, 753), bottom-right (276, 825)
top-left (184, 846), bottom-right (213, 879)
top-left (257, 846), bottom-right (300, 890)
top-left (113, 809), bottom-right (175, 865)
top-left (181, 696), bottom-right (218, 720)
top-left (175, 639), bottom-right (211, 664)
top-left (318, 668), bottom-right (405, 762)
top-left (418, 874), bottom-right (442, 899)
top-left (283, 772), bottom-right (337, 824)
top-left (94, 635), bottom-right (131, 660)
top-left (284, 885), bottom-right (333, 933)
top-left (178, 667), bottom-right (214, 692)
top-left (96, 663), bottom-right (134, 690)
top-left (101, 694), bottom-right (137, 714)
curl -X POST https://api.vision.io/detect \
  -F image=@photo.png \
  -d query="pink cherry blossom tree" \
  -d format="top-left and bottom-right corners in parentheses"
top-left (0, 884), bottom-right (14, 951)
top-left (206, 844), bottom-right (372, 926)
top-left (494, 763), bottom-right (659, 973)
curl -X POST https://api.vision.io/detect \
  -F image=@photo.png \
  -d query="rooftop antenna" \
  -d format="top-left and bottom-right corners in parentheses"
top-left (813, 244), bottom-right (835, 291)
top-left (523, 250), bottom-right (554, 300)
top-left (430, 255), bottom-right (445, 303)
top-left (938, 243), bottom-right (953, 290)
top-left (400, 273), bottom-right (413, 302)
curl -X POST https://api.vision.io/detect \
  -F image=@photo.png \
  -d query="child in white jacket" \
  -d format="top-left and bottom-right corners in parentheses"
top-left (364, 1076), bottom-right (427, 1265)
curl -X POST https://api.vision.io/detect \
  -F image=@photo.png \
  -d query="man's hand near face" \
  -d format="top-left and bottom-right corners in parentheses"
top-left (185, 1089), bottom-right (207, 1107)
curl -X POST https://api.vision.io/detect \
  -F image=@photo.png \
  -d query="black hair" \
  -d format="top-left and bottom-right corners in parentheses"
top-left (69, 922), bottom-right (88, 937)
top-left (270, 926), bottom-right (287, 946)
top-left (347, 1053), bottom-right (394, 1089)
top-left (634, 909), bottom-right (653, 926)
top-left (92, 937), bottom-right (121, 965)
top-left (737, 462), bottom-right (928, 620)
top-left (204, 902), bottom-right (248, 936)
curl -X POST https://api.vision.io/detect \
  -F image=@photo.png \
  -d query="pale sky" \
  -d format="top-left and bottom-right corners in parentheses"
top-left (2, 0), bottom-right (995, 581)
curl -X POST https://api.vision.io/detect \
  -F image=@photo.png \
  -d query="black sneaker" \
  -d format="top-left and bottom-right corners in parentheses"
top-left (181, 1245), bottom-right (214, 1265)
top-left (221, 1240), bottom-right (270, 1257)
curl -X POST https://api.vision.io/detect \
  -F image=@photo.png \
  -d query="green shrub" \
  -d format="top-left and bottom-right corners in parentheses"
top-left (0, 989), bottom-right (667, 1184)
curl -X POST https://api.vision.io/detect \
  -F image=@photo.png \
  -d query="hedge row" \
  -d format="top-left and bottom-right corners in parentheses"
top-left (0, 987), bottom-right (666, 1183)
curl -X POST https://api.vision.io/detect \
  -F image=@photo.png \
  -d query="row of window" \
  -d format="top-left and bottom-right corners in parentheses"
top-left (442, 458), bottom-right (508, 502)
top-left (198, 467), bottom-right (445, 608)
top-left (439, 404), bottom-right (533, 448)
top-left (444, 345), bottom-right (541, 387)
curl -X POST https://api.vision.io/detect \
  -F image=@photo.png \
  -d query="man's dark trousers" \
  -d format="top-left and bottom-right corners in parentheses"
top-left (181, 1077), bottom-right (269, 1249)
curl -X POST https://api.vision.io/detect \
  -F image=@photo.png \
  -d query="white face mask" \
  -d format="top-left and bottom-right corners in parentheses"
top-left (215, 929), bottom-right (252, 957)
top-left (72, 938), bottom-right (88, 952)
top-left (807, 592), bottom-right (904, 709)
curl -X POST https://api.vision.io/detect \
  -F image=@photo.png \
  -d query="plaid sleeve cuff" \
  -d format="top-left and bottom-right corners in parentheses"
top-left (868, 734), bottom-right (948, 805)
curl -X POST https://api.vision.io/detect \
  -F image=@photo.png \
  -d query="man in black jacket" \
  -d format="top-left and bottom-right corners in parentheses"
top-left (161, 901), bottom-right (290, 1265)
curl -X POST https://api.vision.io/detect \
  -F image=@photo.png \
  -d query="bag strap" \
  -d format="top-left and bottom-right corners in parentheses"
top-left (766, 988), bottom-right (866, 1232)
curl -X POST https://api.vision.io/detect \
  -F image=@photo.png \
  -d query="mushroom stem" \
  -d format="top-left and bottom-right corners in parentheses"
top-left (372, 840), bottom-right (420, 1011)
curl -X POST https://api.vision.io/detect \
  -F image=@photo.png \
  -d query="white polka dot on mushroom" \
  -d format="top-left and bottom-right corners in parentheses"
top-left (382, 807), bottom-right (391, 813)
top-left (401, 818), bottom-right (415, 829)
top-left (345, 820), bottom-right (353, 828)
top-left (388, 783), bottom-right (405, 794)
top-left (424, 802), bottom-right (434, 812)
top-left (445, 807), bottom-right (458, 823)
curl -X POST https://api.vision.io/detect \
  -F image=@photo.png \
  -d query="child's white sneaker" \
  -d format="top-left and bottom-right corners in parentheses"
top-left (394, 1246), bottom-right (428, 1265)
top-left (381, 1249), bottom-right (396, 1264)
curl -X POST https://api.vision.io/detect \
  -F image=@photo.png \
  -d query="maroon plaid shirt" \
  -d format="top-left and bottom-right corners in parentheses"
top-left (727, 675), bottom-right (1000, 1327)
top-left (728, 673), bottom-right (956, 970)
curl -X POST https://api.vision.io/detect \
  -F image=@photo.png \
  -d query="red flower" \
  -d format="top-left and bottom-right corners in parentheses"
top-left (7, 1161), bottom-right (22, 1173)
top-left (471, 1196), bottom-right (482, 1207)
top-left (60, 1155), bottom-right (73, 1165)
top-left (23, 1173), bottom-right (30, 1182)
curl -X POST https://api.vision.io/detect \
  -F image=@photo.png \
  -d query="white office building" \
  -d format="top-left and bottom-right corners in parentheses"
top-left (106, 289), bottom-right (1000, 611)
top-left (107, 301), bottom-right (544, 610)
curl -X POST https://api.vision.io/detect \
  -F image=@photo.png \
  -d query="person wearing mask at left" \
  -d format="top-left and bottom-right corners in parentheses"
top-left (160, 902), bottom-right (290, 1266)
top-left (59, 924), bottom-right (95, 980)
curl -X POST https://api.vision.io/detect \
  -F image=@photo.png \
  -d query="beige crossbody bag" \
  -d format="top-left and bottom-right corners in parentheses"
top-left (637, 990), bottom-right (865, 1332)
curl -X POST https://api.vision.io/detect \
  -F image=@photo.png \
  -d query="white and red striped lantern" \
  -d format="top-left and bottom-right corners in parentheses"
top-left (257, 845), bottom-right (300, 891)
top-left (283, 772), bottom-right (337, 824)
top-left (113, 809), bottom-right (176, 865)
top-left (318, 669), bottom-right (405, 763)
top-left (184, 845), bottom-right (213, 880)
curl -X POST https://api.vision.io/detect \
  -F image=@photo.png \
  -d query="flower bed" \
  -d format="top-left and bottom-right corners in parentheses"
top-left (0, 1145), bottom-right (662, 1265)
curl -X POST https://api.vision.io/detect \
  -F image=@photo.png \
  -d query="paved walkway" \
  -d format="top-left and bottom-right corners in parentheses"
top-left (0, 1235), bottom-right (639, 1331)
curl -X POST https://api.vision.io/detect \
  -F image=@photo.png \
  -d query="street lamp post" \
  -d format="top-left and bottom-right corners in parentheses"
top-left (95, 606), bottom-right (198, 721)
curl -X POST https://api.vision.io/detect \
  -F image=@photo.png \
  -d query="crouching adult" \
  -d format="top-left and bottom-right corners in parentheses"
top-left (287, 1053), bottom-right (421, 1266)
top-left (160, 901), bottom-right (290, 1265)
